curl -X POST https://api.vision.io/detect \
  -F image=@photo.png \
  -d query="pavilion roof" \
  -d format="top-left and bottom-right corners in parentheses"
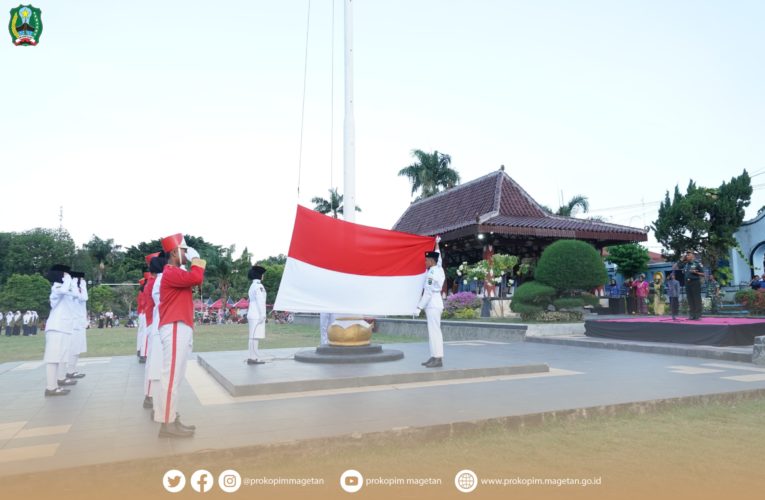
top-left (393, 170), bottom-right (647, 243)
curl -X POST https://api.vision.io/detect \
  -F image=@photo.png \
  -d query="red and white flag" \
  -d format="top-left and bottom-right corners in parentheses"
top-left (274, 206), bottom-right (436, 315)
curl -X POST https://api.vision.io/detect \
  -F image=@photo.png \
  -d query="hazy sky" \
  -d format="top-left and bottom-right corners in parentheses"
top-left (2, 1), bottom-right (763, 261)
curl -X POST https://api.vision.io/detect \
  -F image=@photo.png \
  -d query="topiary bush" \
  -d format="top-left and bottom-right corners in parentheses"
top-left (553, 297), bottom-right (585, 310)
top-left (511, 281), bottom-right (557, 319)
top-left (511, 282), bottom-right (556, 306)
top-left (581, 292), bottom-right (600, 307)
top-left (534, 240), bottom-right (607, 293)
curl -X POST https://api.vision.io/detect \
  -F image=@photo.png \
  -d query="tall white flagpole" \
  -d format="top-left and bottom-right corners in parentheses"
top-left (343, 0), bottom-right (356, 222)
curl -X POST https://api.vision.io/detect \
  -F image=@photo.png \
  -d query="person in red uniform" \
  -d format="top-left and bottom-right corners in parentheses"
top-left (156, 233), bottom-right (205, 438)
top-left (141, 252), bottom-right (160, 408)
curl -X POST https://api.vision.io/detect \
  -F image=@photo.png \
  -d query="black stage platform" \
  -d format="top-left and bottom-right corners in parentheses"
top-left (585, 317), bottom-right (765, 346)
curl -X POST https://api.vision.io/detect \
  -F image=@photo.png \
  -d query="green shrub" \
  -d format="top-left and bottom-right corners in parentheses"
top-left (511, 281), bottom-right (557, 306)
top-left (735, 289), bottom-right (765, 314)
top-left (581, 292), bottom-right (600, 307)
top-left (534, 240), bottom-right (607, 293)
top-left (453, 308), bottom-right (478, 319)
top-left (534, 311), bottom-right (583, 322)
top-left (553, 297), bottom-right (585, 309)
top-left (510, 302), bottom-right (544, 315)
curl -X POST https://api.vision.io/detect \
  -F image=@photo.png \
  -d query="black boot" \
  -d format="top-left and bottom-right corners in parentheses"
top-left (424, 357), bottom-right (443, 368)
top-left (45, 387), bottom-right (71, 396)
top-left (57, 378), bottom-right (77, 386)
top-left (143, 395), bottom-right (153, 409)
top-left (66, 372), bottom-right (86, 379)
top-left (421, 357), bottom-right (435, 366)
top-left (175, 414), bottom-right (196, 431)
top-left (159, 421), bottom-right (194, 438)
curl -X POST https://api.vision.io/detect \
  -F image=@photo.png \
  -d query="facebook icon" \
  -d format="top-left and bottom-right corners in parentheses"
top-left (191, 470), bottom-right (213, 493)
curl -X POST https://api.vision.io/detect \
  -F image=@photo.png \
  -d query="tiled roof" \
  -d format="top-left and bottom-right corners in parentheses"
top-left (393, 170), bottom-right (647, 242)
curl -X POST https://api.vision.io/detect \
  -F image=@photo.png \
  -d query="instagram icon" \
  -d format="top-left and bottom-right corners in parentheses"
top-left (218, 469), bottom-right (242, 493)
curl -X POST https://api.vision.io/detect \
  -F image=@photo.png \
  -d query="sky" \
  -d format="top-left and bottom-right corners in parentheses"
top-left (2, 0), bottom-right (764, 262)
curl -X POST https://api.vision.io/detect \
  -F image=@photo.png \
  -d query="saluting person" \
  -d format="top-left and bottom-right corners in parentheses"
top-left (43, 265), bottom-right (79, 396)
top-left (141, 253), bottom-right (160, 409)
top-left (416, 250), bottom-right (445, 368)
top-left (246, 265), bottom-right (267, 365)
top-left (145, 254), bottom-right (167, 417)
top-left (156, 233), bottom-right (205, 438)
top-left (66, 271), bottom-right (88, 380)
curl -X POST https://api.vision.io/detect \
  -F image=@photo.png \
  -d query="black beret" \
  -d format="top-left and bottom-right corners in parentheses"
top-left (149, 256), bottom-right (167, 274)
top-left (248, 265), bottom-right (266, 280)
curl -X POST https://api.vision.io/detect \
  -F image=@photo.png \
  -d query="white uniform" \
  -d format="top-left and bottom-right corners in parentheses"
top-left (246, 279), bottom-right (267, 360)
top-left (418, 264), bottom-right (445, 358)
top-left (5, 312), bottom-right (12, 335)
top-left (137, 312), bottom-right (147, 355)
top-left (319, 312), bottom-right (336, 346)
top-left (68, 279), bottom-right (88, 373)
top-left (44, 275), bottom-right (79, 389)
top-left (145, 273), bottom-right (164, 418)
top-left (22, 311), bottom-right (31, 335)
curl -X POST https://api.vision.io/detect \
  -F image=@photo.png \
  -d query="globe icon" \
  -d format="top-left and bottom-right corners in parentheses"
top-left (454, 470), bottom-right (477, 493)
top-left (458, 473), bottom-right (474, 489)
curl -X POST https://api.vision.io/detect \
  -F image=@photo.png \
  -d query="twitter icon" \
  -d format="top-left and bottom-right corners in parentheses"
top-left (163, 470), bottom-right (186, 493)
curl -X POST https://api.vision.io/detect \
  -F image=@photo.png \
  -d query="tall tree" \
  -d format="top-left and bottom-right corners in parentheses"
top-left (541, 195), bottom-right (591, 217)
top-left (653, 171), bottom-right (752, 273)
top-left (555, 195), bottom-right (590, 217)
top-left (2, 228), bottom-right (75, 280)
top-left (0, 273), bottom-right (52, 315)
top-left (311, 188), bottom-right (361, 219)
top-left (83, 235), bottom-right (119, 284)
top-left (605, 243), bottom-right (650, 279)
top-left (398, 149), bottom-right (460, 200)
top-left (204, 245), bottom-right (237, 310)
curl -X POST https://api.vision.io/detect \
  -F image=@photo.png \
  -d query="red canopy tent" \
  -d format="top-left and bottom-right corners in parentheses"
top-left (233, 298), bottom-right (249, 309)
top-left (209, 299), bottom-right (223, 309)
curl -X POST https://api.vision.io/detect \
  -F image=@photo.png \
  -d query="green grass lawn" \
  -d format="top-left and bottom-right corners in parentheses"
top-left (0, 323), bottom-right (422, 364)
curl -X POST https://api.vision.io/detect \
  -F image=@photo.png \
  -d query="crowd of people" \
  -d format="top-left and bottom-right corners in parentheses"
top-left (4, 310), bottom-right (39, 335)
top-left (605, 251), bottom-right (717, 320)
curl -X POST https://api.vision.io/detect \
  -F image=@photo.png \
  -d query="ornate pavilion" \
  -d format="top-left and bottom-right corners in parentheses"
top-left (393, 169), bottom-right (647, 270)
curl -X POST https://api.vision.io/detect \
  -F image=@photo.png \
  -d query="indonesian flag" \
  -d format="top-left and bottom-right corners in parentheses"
top-left (274, 206), bottom-right (436, 315)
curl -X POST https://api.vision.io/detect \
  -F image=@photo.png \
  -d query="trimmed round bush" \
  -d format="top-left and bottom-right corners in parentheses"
top-left (553, 297), bottom-right (585, 310)
top-left (534, 240), bottom-right (607, 293)
top-left (581, 292), bottom-right (600, 307)
top-left (509, 301), bottom-right (544, 317)
top-left (511, 281), bottom-right (557, 306)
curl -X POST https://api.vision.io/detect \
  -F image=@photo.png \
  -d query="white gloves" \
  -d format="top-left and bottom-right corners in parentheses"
top-left (413, 308), bottom-right (421, 318)
top-left (185, 247), bottom-right (200, 261)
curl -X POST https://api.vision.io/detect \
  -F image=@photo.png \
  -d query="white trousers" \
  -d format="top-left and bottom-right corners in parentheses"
top-left (136, 314), bottom-right (146, 353)
top-left (248, 338), bottom-right (261, 360)
top-left (156, 321), bottom-right (192, 424)
top-left (425, 307), bottom-right (444, 358)
top-left (319, 313), bottom-right (335, 346)
top-left (144, 324), bottom-right (162, 396)
top-left (44, 330), bottom-right (72, 390)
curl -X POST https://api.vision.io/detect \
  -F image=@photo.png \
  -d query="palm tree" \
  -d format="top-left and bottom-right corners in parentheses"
top-left (398, 149), bottom-right (460, 200)
top-left (83, 235), bottom-right (117, 283)
top-left (544, 195), bottom-right (590, 217)
top-left (311, 188), bottom-right (361, 219)
top-left (205, 246), bottom-right (237, 312)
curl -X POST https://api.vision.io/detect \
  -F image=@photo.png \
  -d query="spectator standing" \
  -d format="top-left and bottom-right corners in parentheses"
top-left (632, 274), bottom-right (650, 315)
top-left (667, 273), bottom-right (680, 320)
